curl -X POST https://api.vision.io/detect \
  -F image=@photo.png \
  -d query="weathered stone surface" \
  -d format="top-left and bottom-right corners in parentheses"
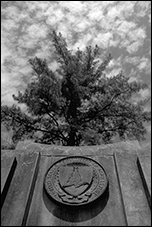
top-left (114, 152), bottom-right (151, 226)
top-left (16, 140), bottom-right (141, 156)
top-left (44, 156), bottom-right (108, 206)
top-left (1, 152), bottom-right (40, 226)
top-left (1, 141), bottom-right (151, 226)
top-left (137, 143), bottom-right (151, 155)
top-left (137, 156), bottom-right (151, 208)
top-left (1, 151), bottom-right (17, 194)
top-left (1, 152), bottom-right (17, 209)
top-left (26, 155), bottom-right (127, 226)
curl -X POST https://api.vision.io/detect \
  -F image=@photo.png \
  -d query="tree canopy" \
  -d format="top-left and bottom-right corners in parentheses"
top-left (1, 31), bottom-right (151, 146)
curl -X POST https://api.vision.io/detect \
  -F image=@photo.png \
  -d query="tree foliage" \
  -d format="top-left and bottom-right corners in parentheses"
top-left (1, 31), bottom-right (151, 146)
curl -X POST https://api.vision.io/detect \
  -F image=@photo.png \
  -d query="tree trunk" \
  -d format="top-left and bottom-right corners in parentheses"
top-left (67, 129), bottom-right (77, 146)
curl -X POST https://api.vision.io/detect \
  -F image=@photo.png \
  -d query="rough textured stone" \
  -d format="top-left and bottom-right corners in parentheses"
top-left (1, 141), bottom-right (151, 226)
top-left (114, 152), bottom-right (151, 226)
top-left (1, 151), bottom-right (17, 193)
top-left (1, 153), bottom-right (17, 209)
top-left (16, 140), bottom-right (141, 156)
top-left (26, 155), bottom-right (127, 226)
top-left (1, 152), bottom-right (40, 226)
top-left (137, 156), bottom-right (151, 208)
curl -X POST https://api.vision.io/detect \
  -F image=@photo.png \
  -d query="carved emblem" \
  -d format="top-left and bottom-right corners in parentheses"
top-left (44, 156), bottom-right (108, 206)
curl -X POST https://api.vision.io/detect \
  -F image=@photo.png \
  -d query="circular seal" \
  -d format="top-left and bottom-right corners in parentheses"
top-left (44, 156), bottom-right (108, 206)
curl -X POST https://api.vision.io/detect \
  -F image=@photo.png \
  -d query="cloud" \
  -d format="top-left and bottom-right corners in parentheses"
top-left (146, 125), bottom-right (151, 133)
top-left (27, 23), bottom-right (48, 39)
top-left (2, 18), bottom-right (19, 31)
top-left (1, 40), bottom-right (11, 65)
top-left (59, 1), bottom-right (85, 14)
top-left (139, 88), bottom-right (151, 99)
top-left (117, 21), bottom-right (137, 36)
top-left (1, 1), bottom-right (151, 107)
top-left (118, 24), bottom-right (146, 53)
top-left (87, 3), bottom-right (105, 21)
top-left (148, 13), bottom-right (151, 23)
top-left (125, 55), bottom-right (151, 76)
top-left (93, 32), bottom-right (113, 49)
top-left (107, 4), bottom-right (124, 21)
top-left (120, 1), bottom-right (135, 18)
top-left (47, 8), bottom-right (65, 23)
top-left (106, 68), bottom-right (122, 78)
top-left (129, 27), bottom-right (146, 41)
top-left (127, 41), bottom-right (143, 54)
top-left (137, 57), bottom-right (151, 73)
top-left (107, 56), bottom-right (123, 69)
top-left (124, 56), bottom-right (140, 65)
top-left (135, 1), bottom-right (151, 18)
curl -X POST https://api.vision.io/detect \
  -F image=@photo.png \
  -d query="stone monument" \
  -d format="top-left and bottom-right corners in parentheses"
top-left (1, 141), bottom-right (151, 226)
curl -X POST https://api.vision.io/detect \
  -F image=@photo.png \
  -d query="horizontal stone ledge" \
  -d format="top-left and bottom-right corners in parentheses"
top-left (14, 140), bottom-right (141, 156)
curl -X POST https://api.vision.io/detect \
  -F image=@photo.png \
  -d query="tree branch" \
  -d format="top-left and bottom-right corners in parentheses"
top-left (38, 98), bottom-right (68, 143)
top-left (98, 119), bottom-right (139, 134)
top-left (1, 108), bottom-right (65, 142)
top-left (47, 112), bottom-right (68, 142)
top-left (51, 31), bottom-right (69, 66)
top-left (81, 89), bottom-right (129, 124)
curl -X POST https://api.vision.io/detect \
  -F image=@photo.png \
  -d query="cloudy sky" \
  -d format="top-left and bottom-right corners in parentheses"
top-left (1, 1), bottom-right (151, 145)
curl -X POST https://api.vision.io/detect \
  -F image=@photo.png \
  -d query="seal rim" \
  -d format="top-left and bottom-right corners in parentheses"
top-left (44, 156), bottom-right (108, 206)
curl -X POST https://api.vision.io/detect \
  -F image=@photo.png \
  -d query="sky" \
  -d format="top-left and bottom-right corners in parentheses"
top-left (1, 1), bottom-right (151, 146)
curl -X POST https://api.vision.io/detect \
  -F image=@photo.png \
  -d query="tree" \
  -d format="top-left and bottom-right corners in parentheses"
top-left (1, 31), bottom-right (151, 146)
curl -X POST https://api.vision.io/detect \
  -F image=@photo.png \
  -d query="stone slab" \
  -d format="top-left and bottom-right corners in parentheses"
top-left (1, 155), bottom-right (17, 209)
top-left (114, 152), bottom-right (151, 226)
top-left (1, 152), bottom-right (40, 226)
top-left (15, 140), bottom-right (141, 156)
top-left (138, 143), bottom-right (151, 155)
top-left (1, 153), bottom-right (17, 194)
top-left (26, 155), bottom-right (127, 226)
top-left (137, 156), bottom-right (151, 208)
